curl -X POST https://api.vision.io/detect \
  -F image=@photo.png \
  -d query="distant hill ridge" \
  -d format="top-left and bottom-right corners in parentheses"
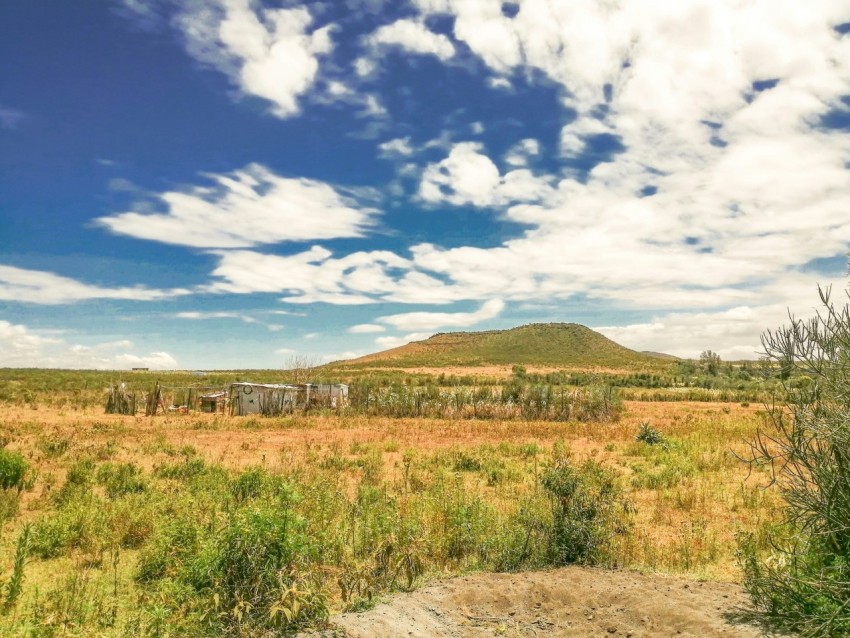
top-left (341, 322), bottom-right (665, 369)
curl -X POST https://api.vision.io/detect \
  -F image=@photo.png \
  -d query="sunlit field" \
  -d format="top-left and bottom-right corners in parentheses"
top-left (0, 367), bottom-right (782, 636)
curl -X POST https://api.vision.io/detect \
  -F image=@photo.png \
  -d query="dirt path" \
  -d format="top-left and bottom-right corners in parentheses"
top-left (302, 567), bottom-right (763, 637)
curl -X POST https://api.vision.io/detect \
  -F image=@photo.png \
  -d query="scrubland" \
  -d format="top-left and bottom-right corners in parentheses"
top-left (0, 370), bottom-right (782, 636)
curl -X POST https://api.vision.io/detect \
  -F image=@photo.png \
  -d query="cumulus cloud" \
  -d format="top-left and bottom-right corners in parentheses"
top-left (0, 319), bottom-right (178, 369)
top-left (378, 136), bottom-right (416, 157)
top-left (382, 0), bottom-right (850, 320)
top-left (97, 164), bottom-right (378, 248)
top-left (105, 0), bottom-right (850, 363)
top-left (0, 265), bottom-right (190, 305)
top-left (419, 142), bottom-right (554, 207)
top-left (173, 0), bottom-right (333, 117)
top-left (378, 299), bottom-right (505, 331)
top-left (367, 19), bottom-right (455, 61)
top-left (504, 138), bottom-right (540, 167)
top-left (348, 323), bottom-right (386, 333)
top-left (206, 246), bottom-right (416, 302)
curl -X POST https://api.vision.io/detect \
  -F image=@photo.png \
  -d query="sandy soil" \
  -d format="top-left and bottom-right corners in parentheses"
top-left (301, 567), bottom-right (762, 638)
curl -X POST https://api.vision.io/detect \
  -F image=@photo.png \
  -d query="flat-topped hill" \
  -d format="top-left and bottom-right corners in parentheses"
top-left (338, 323), bottom-right (664, 369)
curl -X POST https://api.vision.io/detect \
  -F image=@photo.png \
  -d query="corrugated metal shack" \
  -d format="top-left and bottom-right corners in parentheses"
top-left (199, 391), bottom-right (227, 413)
top-left (229, 382), bottom-right (348, 416)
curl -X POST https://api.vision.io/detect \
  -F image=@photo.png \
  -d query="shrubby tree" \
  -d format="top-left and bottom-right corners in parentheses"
top-left (740, 285), bottom-right (850, 636)
top-left (699, 349), bottom-right (722, 375)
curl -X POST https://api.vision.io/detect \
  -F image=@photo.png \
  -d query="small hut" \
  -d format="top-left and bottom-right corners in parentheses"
top-left (229, 383), bottom-right (305, 416)
top-left (199, 391), bottom-right (227, 413)
top-left (228, 382), bottom-right (349, 415)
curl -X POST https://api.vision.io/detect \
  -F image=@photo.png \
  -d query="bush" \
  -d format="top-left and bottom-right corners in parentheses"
top-left (0, 450), bottom-right (27, 491)
top-left (740, 286), bottom-right (850, 636)
top-left (541, 458), bottom-right (627, 565)
top-left (96, 462), bottom-right (146, 499)
top-left (138, 483), bottom-right (327, 634)
top-left (635, 421), bottom-right (665, 446)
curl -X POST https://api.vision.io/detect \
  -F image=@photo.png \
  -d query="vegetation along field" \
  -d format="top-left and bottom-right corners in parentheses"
top-left (0, 325), bottom-right (805, 637)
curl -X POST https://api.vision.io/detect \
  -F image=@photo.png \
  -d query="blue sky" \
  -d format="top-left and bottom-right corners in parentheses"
top-left (2, 0), bottom-right (850, 369)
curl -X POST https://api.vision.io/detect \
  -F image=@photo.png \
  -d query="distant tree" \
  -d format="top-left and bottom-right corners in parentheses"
top-left (285, 355), bottom-right (320, 384)
top-left (699, 349), bottom-right (721, 375)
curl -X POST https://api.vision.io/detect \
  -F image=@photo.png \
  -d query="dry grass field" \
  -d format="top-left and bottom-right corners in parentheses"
top-left (0, 389), bottom-right (781, 637)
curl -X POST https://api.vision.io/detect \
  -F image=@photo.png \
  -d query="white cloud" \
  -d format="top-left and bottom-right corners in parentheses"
top-left (0, 265), bottom-right (190, 305)
top-left (97, 163), bottom-right (377, 248)
top-left (321, 350), bottom-right (364, 362)
top-left (487, 77), bottom-right (512, 90)
top-left (175, 310), bottom-right (256, 323)
top-left (0, 320), bottom-right (178, 369)
top-left (348, 323), bottom-right (386, 333)
top-left (206, 246), bottom-right (411, 300)
top-left (366, 19), bottom-right (455, 61)
top-left (354, 56), bottom-right (377, 77)
top-left (378, 299), bottom-right (505, 331)
top-left (378, 136), bottom-right (415, 157)
top-left (419, 142), bottom-right (553, 207)
top-left (382, 0), bottom-right (850, 318)
top-left (114, 352), bottom-right (179, 369)
top-left (504, 138), bottom-right (540, 167)
top-left (374, 331), bottom-right (434, 349)
top-left (560, 116), bottom-right (613, 155)
top-left (173, 0), bottom-right (333, 118)
top-left (594, 274), bottom-right (849, 360)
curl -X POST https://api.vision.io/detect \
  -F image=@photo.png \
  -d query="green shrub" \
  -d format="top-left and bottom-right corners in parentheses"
top-left (635, 420), bottom-right (665, 446)
top-left (0, 523), bottom-right (31, 613)
top-left (54, 458), bottom-right (95, 504)
top-left (138, 483), bottom-right (327, 634)
top-left (541, 458), bottom-right (627, 566)
top-left (230, 466), bottom-right (267, 503)
top-left (740, 287), bottom-right (850, 636)
top-left (96, 462), bottom-right (146, 499)
top-left (0, 450), bottom-right (27, 491)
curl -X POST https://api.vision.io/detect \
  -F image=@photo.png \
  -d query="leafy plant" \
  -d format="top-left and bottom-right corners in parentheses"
top-left (97, 462), bottom-right (146, 499)
top-left (541, 458), bottom-right (627, 566)
top-left (740, 286), bottom-right (850, 636)
top-left (635, 420), bottom-right (665, 446)
top-left (0, 449), bottom-right (27, 491)
top-left (0, 523), bottom-right (31, 613)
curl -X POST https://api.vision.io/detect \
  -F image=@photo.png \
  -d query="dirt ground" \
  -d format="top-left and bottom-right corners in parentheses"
top-left (302, 567), bottom-right (762, 638)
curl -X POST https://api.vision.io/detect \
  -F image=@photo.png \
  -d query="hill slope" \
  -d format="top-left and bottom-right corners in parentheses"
top-left (340, 323), bottom-right (662, 369)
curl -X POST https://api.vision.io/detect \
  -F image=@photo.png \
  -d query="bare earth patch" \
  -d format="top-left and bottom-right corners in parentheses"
top-left (303, 567), bottom-right (760, 638)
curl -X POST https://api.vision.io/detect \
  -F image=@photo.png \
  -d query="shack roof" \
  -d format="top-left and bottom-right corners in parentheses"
top-left (229, 382), bottom-right (299, 390)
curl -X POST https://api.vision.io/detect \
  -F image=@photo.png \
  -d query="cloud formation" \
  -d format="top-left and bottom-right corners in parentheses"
top-left (419, 142), bottom-right (553, 207)
top-left (174, 0), bottom-right (333, 117)
top-left (366, 19), bottom-right (455, 61)
top-left (378, 299), bottom-right (505, 331)
top-left (97, 164), bottom-right (378, 248)
top-left (0, 319), bottom-right (178, 369)
top-left (0, 265), bottom-right (189, 305)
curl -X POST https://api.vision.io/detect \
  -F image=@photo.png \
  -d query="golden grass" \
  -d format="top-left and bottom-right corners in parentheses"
top-left (1, 399), bottom-right (778, 583)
